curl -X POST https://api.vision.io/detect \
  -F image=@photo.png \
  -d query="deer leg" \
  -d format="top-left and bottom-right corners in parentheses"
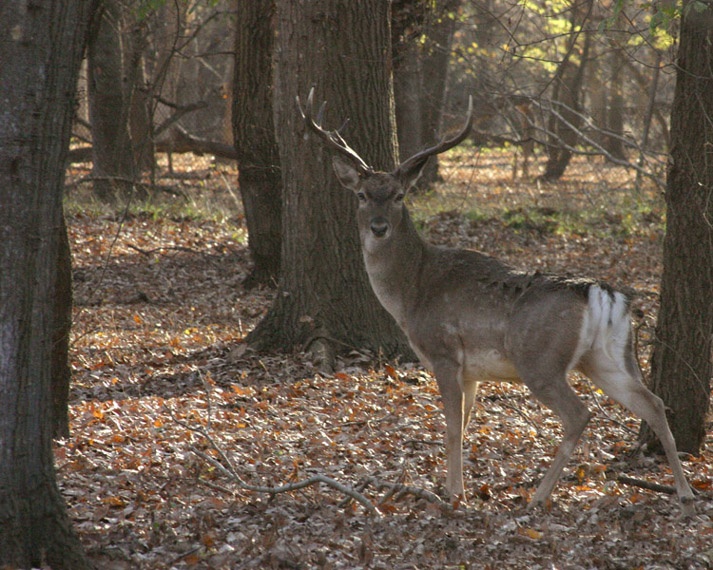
top-left (524, 375), bottom-right (591, 508)
top-left (584, 364), bottom-right (695, 516)
top-left (433, 361), bottom-right (466, 500)
top-left (463, 380), bottom-right (480, 432)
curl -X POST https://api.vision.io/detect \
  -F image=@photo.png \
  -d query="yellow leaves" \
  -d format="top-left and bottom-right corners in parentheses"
top-left (230, 384), bottom-right (254, 397)
top-left (519, 526), bottom-right (544, 540)
top-left (90, 404), bottom-right (105, 421)
top-left (384, 363), bottom-right (399, 380)
top-left (102, 495), bottom-right (127, 508)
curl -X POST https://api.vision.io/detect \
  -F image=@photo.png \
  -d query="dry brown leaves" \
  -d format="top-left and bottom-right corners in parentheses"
top-left (59, 154), bottom-right (713, 569)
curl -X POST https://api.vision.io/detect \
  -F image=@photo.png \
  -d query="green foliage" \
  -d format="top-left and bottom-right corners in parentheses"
top-left (135, 0), bottom-right (166, 21)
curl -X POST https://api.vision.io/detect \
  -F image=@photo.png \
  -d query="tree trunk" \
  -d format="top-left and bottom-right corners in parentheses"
top-left (392, 0), bottom-right (426, 163)
top-left (52, 214), bottom-right (73, 439)
top-left (418, 0), bottom-right (459, 186)
top-left (391, 0), bottom-right (459, 189)
top-left (125, 18), bottom-right (156, 175)
top-left (87, 0), bottom-right (136, 203)
top-left (0, 1), bottom-right (95, 567)
top-left (233, 0), bottom-right (282, 289)
top-left (393, 37), bottom-right (424, 163)
top-left (605, 45), bottom-right (626, 160)
top-left (248, 0), bottom-right (411, 367)
top-left (640, 1), bottom-right (713, 454)
top-left (540, 0), bottom-right (592, 181)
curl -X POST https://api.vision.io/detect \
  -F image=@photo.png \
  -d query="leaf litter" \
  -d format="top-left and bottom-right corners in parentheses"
top-left (61, 153), bottom-right (713, 569)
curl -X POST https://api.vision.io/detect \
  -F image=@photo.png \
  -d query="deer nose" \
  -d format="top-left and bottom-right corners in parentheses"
top-left (370, 219), bottom-right (389, 237)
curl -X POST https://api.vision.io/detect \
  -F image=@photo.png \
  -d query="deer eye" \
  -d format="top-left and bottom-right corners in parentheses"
top-left (394, 193), bottom-right (405, 203)
top-left (356, 191), bottom-right (367, 203)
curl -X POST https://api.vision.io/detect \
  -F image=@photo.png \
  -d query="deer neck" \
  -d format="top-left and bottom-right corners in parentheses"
top-left (361, 207), bottom-right (427, 328)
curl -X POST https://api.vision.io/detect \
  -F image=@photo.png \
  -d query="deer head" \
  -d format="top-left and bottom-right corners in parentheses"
top-left (297, 88), bottom-right (472, 251)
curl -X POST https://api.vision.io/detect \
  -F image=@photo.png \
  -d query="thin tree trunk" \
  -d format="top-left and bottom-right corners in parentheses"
top-left (392, 0), bottom-right (426, 163)
top-left (640, 1), bottom-right (713, 454)
top-left (540, 0), bottom-right (592, 181)
top-left (0, 1), bottom-right (95, 567)
top-left (605, 46), bottom-right (626, 160)
top-left (418, 0), bottom-right (459, 186)
top-left (87, 0), bottom-right (136, 203)
top-left (233, 0), bottom-right (282, 289)
top-left (52, 214), bottom-right (73, 439)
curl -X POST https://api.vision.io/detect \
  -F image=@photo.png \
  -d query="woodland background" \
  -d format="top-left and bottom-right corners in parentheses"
top-left (0, 0), bottom-right (712, 568)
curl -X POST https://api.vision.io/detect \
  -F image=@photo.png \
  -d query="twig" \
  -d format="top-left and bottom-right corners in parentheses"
top-left (126, 244), bottom-right (202, 256)
top-left (167, 546), bottom-right (202, 566)
top-left (191, 447), bottom-right (379, 516)
top-left (617, 475), bottom-right (676, 495)
top-left (167, 401), bottom-right (379, 516)
top-left (584, 383), bottom-right (638, 437)
top-left (363, 476), bottom-right (454, 515)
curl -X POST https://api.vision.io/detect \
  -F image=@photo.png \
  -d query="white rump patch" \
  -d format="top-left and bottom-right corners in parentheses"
top-left (568, 285), bottom-right (631, 372)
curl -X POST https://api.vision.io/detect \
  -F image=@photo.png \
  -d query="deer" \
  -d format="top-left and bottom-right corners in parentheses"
top-left (296, 88), bottom-right (695, 516)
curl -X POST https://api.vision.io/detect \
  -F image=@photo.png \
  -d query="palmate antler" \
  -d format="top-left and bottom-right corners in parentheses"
top-left (297, 87), bottom-right (474, 177)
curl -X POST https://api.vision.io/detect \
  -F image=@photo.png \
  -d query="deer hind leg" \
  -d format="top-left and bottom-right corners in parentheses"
top-left (523, 373), bottom-right (592, 509)
top-left (582, 358), bottom-right (695, 515)
top-left (433, 359), bottom-right (466, 501)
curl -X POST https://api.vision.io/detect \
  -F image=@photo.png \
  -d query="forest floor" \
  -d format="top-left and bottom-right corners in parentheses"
top-left (61, 148), bottom-right (713, 569)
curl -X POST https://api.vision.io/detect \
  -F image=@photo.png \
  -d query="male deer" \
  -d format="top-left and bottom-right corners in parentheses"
top-left (297, 89), bottom-right (695, 515)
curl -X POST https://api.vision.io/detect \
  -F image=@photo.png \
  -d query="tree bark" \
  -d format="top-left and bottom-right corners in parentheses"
top-left (418, 0), bottom-right (459, 186)
top-left (0, 1), bottom-right (95, 567)
top-left (52, 214), bottom-right (73, 439)
top-left (391, 0), bottom-right (459, 189)
top-left (248, 0), bottom-right (411, 367)
top-left (392, 0), bottom-right (426, 163)
top-left (604, 46), bottom-right (626, 160)
top-left (233, 0), bottom-right (282, 289)
top-left (640, 1), bottom-right (713, 454)
top-left (87, 0), bottom-right (136, 203)
top-left (540, 0), bottom-right (592, 181)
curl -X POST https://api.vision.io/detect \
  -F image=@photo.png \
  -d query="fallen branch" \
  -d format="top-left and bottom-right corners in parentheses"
top-left (617, 475), bottom-right (675, 495)
top-left (363, 476), bottom-right (454, 515)
top-left (167, 391), bottom-right (379, 517)
top-left (66, 125), bottom-right (237, 165)
top-left (191, 446), bottom-right (379, 517)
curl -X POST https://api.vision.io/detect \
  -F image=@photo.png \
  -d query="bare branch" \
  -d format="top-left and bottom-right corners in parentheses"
top-left (167, 395), bottom-right (379, 517)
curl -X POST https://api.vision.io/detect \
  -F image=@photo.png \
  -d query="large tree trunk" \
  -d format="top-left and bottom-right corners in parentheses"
top-left (640, 1), bottom-right (713, 454)
top-left (248, 0), bottom-right (411, 367)
top-left (0, 1), bottom-right (95, 567)
top-left (233, 0), bottom-right (282, 289)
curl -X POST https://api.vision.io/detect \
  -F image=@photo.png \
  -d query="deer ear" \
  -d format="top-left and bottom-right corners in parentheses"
top-left (332, 156), bottom-right (362, 191)
top-left (395, 158), bottom-right (427, 191)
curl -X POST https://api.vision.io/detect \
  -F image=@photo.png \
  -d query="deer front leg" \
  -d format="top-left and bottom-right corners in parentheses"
top-left (463, 380), bottom-right (480, 432)
top-left (434, 361), bottom-right (466, 501)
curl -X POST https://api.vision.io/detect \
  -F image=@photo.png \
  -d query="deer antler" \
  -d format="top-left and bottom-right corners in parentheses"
top-left (296, 88), bottom-right (374, 175)
top-left (395, 96), bottom-right (473, 178)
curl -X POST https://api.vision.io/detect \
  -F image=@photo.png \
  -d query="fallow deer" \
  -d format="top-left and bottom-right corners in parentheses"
top-left (297, 89), bottom-right (695, 515)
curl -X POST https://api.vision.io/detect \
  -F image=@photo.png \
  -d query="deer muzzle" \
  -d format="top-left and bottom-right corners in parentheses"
top-left (370, 218), bottom-right (389, 238)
